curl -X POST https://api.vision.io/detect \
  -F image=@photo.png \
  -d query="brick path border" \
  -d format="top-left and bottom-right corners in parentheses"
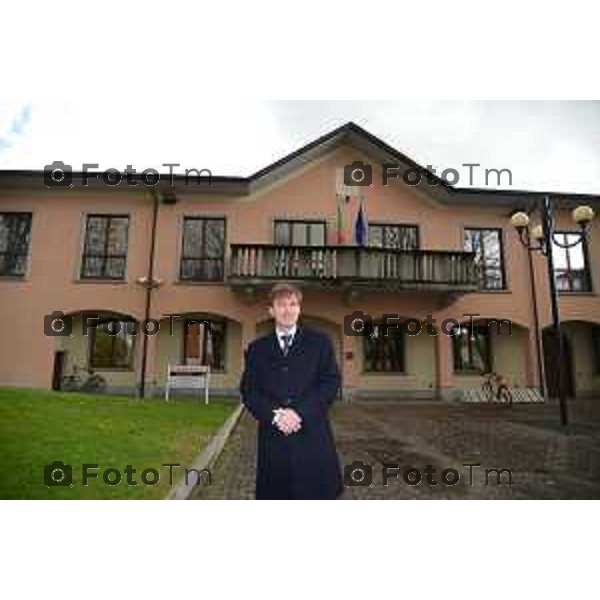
top-left (165, 402), bottom-right (244, 500)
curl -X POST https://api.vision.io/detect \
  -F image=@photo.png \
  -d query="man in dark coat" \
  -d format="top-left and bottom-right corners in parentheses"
top-left (240, 283), bottom-right (343, 500)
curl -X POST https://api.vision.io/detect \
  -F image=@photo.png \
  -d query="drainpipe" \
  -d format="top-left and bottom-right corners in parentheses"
top-left (138, 190), bottom-right (160, 399)
top-left (137, 188), bottom-right (177, 398)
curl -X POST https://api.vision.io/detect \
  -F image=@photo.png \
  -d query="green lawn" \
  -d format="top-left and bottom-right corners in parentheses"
top-left (0, 388), bottom-right (236, 499)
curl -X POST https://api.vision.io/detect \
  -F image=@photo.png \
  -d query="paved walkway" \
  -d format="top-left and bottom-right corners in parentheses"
top-left (192, 399), bottom-right (600, 499)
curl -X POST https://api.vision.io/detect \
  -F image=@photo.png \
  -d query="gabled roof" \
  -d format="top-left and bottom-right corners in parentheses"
top-left (1, 121), bottom-right (599, 207)
top-left (247, 121), bottom-right (453, 190)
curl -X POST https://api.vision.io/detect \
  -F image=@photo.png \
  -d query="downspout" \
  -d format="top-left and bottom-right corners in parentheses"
top-left (138, 189), bottom-right (160, 398)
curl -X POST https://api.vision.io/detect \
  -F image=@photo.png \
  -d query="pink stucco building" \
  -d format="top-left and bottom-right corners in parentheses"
top-left (1, 122), bottom-right (599, 401)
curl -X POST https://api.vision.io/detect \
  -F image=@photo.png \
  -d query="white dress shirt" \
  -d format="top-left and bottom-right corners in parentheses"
top-left (275, 323), bottom-right (297, 351)
top-left (272, 323), bottom-right (298, 427)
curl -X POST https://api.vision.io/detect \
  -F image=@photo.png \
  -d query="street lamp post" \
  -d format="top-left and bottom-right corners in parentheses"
top-left (524, 225), bottom-right (548, 403)
top-left (511, 196), bottom-right (595, 425)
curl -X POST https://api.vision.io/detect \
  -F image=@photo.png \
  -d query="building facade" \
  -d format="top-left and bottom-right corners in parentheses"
top-left (1, 123), bottom-right (599, 401)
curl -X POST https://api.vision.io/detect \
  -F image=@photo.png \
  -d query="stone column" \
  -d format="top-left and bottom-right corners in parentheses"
top-left (435, 329), bottom-right (455, 401)
top-left (525, 326), bottom-right (542, 390)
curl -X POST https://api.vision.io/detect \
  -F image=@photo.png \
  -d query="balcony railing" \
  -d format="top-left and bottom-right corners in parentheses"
top-left (229, 244), bottom-right (480, 291)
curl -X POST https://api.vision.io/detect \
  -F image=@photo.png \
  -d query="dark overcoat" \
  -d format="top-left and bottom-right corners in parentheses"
top-left (240, 324), bottom-right (343, 500)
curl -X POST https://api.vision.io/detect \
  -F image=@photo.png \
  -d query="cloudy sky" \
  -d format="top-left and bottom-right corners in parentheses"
top-left (1, 99), bottom-right (599, 193)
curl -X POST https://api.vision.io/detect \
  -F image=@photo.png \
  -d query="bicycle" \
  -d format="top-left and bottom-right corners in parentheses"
top-left (481, 371), bottom-right (513, 405)
top-left (61, 365), bottom-right (107, 393)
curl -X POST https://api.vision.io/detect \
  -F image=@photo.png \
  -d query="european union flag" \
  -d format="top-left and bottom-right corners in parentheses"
top-left (354, 199), bottom-right (368, 246)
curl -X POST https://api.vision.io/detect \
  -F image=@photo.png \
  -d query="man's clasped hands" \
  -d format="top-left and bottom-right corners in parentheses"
top-left (272, 407), bottom-right (303, 435)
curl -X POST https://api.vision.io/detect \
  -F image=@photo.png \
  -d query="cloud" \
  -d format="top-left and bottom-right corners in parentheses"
top-left (267, 100), bottom-right (600, 193)
top-left (0, 99), bottom-right (598, 194)
top-left (0, 103), bottom-right (31, 153)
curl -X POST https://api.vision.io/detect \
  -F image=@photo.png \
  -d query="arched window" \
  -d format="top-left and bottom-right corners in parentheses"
top-left (451, 323), bottom-right (492, 374)
top-left (363, 322), bottom-right (405, 373)
top-left (183, 318), bottom-right (226, 372)
top-left (89, 318), bottom-right (136, 370)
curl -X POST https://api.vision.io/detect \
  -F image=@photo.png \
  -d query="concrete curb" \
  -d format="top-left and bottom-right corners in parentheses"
top-left (165, 402), bottom-right (244, 500)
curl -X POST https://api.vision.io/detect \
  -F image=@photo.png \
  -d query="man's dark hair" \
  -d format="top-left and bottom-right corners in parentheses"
top-left (269, 283), bottom-right (303, 305)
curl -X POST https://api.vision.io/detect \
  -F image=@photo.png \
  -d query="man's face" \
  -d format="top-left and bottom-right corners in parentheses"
top-left (269, 293), bottom-right (301, 328)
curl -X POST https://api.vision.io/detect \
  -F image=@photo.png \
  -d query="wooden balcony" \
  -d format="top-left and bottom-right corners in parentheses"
top-left (228, 244), bottom-right (481, 293)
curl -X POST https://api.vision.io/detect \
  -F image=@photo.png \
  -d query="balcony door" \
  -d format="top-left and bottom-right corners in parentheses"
top-left (273, 220), bottom-right (327, 278)
top-left (366, 223), bottom-right (419, 280)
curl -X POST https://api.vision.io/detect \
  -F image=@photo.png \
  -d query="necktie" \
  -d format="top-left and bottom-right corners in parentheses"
top-left (281, 333), bottom-right (292, 356)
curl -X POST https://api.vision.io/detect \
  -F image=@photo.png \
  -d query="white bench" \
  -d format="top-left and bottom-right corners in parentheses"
top-left (165, 364), bottom-right (210, 403)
